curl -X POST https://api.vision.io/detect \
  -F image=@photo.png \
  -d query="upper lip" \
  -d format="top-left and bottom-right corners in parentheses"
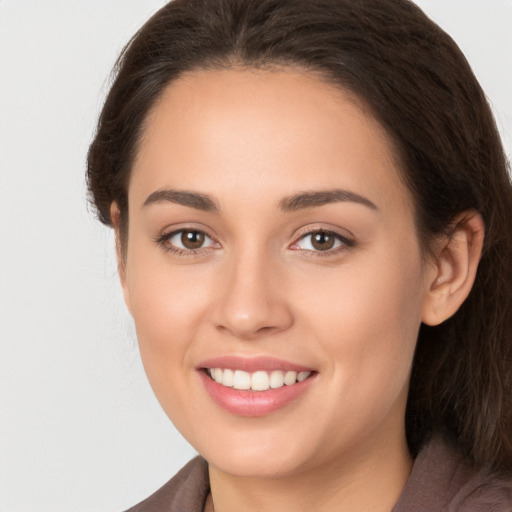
top-left (197, 356), bottom-right (314, 373)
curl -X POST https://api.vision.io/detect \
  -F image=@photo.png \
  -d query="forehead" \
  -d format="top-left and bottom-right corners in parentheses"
top-left (130, 67), bottom-right (411, 215)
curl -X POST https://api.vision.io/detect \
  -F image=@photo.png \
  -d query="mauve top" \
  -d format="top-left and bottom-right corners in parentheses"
top-left (124, 435), bottom-right (512, 511)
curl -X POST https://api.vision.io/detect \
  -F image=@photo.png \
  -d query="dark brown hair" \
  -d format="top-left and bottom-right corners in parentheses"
top-left (87, 0), bottom-right (512, 473)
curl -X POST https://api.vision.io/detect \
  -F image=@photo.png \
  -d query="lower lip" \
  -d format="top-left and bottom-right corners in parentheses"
top-left (198, 370), bottom-right (315, 417)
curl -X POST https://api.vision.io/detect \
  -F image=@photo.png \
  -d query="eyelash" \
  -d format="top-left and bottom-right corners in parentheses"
top-left (155, 229), bottom-right (219, 256)
top-left (155, 227), bottom-right (355, 257)
top-left (290, 228), bottom-right (355, 257)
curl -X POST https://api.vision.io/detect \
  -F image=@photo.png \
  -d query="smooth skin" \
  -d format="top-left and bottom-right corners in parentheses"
top-left (112, 68), bottom-right (484, 512)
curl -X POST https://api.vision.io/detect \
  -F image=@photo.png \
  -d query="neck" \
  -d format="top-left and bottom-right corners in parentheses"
top-left (207, 433), bottom-right (413, 512)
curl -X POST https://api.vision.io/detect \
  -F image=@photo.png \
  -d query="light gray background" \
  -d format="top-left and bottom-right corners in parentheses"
top-left (0, 1), bottom-right (510, 511)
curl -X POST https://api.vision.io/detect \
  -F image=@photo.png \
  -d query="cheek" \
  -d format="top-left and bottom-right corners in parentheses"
top-left (298, 247), bottom-right (425, 404)
top-left (125, 250), bottom-right (214, 375)
top-left (125, 267), bottom-right (215, 429)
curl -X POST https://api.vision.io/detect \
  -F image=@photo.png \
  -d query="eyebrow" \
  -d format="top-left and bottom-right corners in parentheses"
top-left (142, 187), bottom-right (376, 213)
top-left (279, 189), bottom-right (377, 212)
top-left (143, 189), bottom-right (220, 212)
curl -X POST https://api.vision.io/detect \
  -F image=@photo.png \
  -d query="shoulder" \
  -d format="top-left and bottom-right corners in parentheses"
top-left (123, 456), bottom-right (210, 512)
top-left (393, 434), bottom-right (512, 512)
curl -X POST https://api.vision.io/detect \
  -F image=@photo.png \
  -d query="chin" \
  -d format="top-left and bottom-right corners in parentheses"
top-left (186, 423), bottom-right (320, 478)
top-left (207, 448), bottom-right (312, 479)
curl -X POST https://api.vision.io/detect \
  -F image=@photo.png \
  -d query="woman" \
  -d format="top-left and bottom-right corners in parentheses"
top-left (87, 0), bottom-right (512, 510)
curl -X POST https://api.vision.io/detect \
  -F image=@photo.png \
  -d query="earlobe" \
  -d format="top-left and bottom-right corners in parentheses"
top-left (110, 202), bottom-right (131, 313)
top-left (422, 211), bottom-right (485, 326)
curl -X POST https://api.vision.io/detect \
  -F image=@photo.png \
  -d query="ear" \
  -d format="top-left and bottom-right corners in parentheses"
top-left (422, 211), bottom-right (485, 326)
top-left (110, 202), bottom-right (131, 313)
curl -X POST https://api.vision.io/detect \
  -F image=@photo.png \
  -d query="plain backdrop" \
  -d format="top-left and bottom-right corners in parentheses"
top-left (0, 1), bottom-right (510, 511)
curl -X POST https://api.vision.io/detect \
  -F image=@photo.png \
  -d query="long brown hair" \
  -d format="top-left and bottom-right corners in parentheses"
top-left (87, 0), bottom-right (512, 473)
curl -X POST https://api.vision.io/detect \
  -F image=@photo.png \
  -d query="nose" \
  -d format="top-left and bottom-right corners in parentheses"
top-left (211, 250), bottom-right (294, 340)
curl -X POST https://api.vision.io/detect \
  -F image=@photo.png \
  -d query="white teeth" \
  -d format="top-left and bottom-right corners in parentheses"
top-left (222, 368), bottom-right (234, 387)
top-left (269, 370), bottom-right (285, 388)
top-left (232, 370), bottom-right (251, 390)
top-left (207, 368), bottom-right (312, 391)
top-left (251, 371), bottom-right (270, 391)
top-left (214, 368), bottom-right (223, 384)
top-left (297, 371), bottom-right (310, 382)
top-left (284, 371), bottom-right (297, 385)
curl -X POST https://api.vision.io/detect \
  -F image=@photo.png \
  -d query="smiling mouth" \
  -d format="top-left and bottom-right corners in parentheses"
top-left (206, 368), bottom-right (312, 391)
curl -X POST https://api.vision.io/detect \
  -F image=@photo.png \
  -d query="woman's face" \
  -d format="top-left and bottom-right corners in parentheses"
top-left (120, 68), bottom-right (435, 478)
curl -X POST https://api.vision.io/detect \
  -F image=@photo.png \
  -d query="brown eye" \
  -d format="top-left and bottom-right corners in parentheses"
top-left (161, 228), bottom-right (217, 254)
top-left (181, 230), bottom-right (205, 249)
top-left (311, 231), bottom-right (335, 251)
top-left (292, 229), bottom-right (353, 254)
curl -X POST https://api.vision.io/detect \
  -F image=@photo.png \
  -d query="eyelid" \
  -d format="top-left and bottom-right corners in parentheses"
top-left (289, 224), bottom-right (355, 254)
top-left (155, 224), bottom-right (221, 255)
top-left (292, 223), bottom-right (355, 243)
top-left (154, 223), bottom-right (354, 257)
